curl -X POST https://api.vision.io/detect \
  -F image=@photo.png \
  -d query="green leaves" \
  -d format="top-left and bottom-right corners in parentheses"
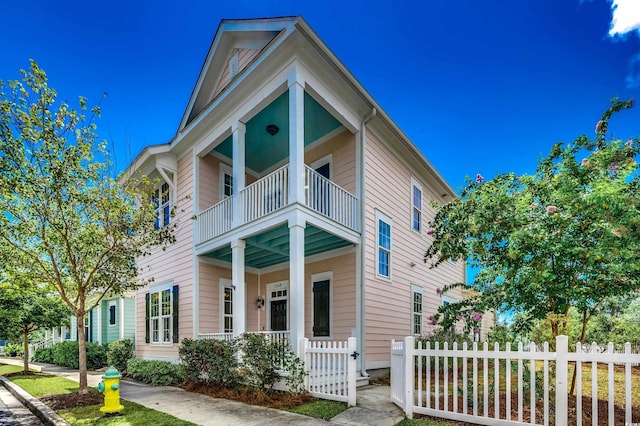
top-left (426, 99), bottom-right (640, 340)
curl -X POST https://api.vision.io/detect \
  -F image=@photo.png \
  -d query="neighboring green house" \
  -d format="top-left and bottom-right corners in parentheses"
top-left (69, 293), bottom-right (136, 344)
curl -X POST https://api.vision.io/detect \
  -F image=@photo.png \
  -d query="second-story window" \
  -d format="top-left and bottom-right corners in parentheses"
top-left (411, 178), bottom-right (422, 233)
top-left (220, 164), bottom-right (233, 200)
top-left (152, 182), bottom-right (171, 229)
top-left (376, 211), bottom-right (392, 279)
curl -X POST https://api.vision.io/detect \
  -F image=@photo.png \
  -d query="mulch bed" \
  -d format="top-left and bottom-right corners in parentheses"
top-left (40, 392), bottom-right (104, 410)
top-left (178, 382), bottom-right (316, 409)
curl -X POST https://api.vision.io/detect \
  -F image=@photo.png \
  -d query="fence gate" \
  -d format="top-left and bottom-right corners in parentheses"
top-left (390, 339), bottom-right (406, 408)
top-left (302, 337), bottom-right (356, 407)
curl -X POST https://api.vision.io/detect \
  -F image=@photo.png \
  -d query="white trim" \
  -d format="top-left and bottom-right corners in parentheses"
top-left (108, 300), bottom-right (117, 327)
top-left (310, 154), bottom-right (332, 179)
top-left (219, 278), bottom-right (233, 333)
top-left (96, 305), bottom-right (102, 344)
top-left (410, 177), bottom-right (423, 235)
top-left (442, 295), bottom-right (457, 306)
top-left (220, 163), bottom-right (233, 201)
top-left (119, 297), bottom-right (125, 340)
top-left (375, 210), bottom-right (392, 281)
top-left (311, 271), bottom-right (333, 340)
top-left (148, 282), bottom-right (174, 346)
top-left (411, 285), bottom-right (423, 337)
top-left (266, 281), bottom-right (289, 331)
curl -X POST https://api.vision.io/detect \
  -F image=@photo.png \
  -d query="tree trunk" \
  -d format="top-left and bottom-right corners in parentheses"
top-left (22, 326), bottom-right (29, 373)
top-left (569, 310), bottom-right (589, 395)
top-left (76, 312), bottom-right (88, 394)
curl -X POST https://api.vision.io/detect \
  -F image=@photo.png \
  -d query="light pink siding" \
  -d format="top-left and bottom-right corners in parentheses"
top-left (135, 152), bottom-right (194, 360)
top-left (213, 48), bottom-right (261, 99)
top-left (199, 154), bottom-right (219, 210)
top-left (305, 130), bottom-right (355, 193)
top-left (363, 129), bottom-right (466, 366)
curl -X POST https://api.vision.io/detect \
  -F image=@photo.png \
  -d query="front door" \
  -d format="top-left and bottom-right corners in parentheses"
top-left (271, 299), bottom-right (287, 331)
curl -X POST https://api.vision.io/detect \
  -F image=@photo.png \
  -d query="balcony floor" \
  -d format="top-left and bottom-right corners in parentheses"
top-left (202, 223), bottom-right (353, 269)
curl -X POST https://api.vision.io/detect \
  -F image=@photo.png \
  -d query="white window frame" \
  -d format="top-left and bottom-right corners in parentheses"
top-left (411, 285), bottom-right (423, 336)
top-left (153, 181), bottom-right (171, 229)
top-left (220, 164), bottom-right (233, 201)
top-left (311, 272), bottom-right (333, 339)
top-left (219, 278), bottom-right (233, 334)
top-left (310, 154), bottom-right (332, 178)
top-left (149, 283), bottom-right (173, 346)
top-left (442, 295), bottom-right (457, 307)
top-left (108, 300), bottom-right (117, 327)
top-left (411, 177), bottom-right (423, 234)
top-left (375, 210), bottom-right (392, 280)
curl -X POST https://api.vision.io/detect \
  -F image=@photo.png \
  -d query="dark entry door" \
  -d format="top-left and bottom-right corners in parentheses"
top-left (271, 299), bottom-right (287, 331)
top-left (314, 162), bottom-right (331, 216)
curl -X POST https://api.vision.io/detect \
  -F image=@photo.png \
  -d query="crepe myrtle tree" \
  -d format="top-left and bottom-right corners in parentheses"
top-left (0, 61), bottom-right (178, 393)
top-left (425, 99), bottom-right (640, 348)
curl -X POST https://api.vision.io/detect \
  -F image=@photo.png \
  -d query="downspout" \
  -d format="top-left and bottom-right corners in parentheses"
top-left (357, 107), bottom-right (376, 377)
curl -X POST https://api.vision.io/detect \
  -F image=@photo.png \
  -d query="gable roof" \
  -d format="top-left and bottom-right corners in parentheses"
top-left (179, 17), bottom-right (298, 131)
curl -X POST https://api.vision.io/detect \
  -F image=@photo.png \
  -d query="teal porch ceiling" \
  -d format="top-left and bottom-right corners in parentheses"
top-left (213, 91), bottom-right (342, 174)
top-left (203, 224), bottom-right (353, 269)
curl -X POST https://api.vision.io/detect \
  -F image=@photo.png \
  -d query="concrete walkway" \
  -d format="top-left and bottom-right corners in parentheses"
top-left (0, 357), bottom-right (403, 425)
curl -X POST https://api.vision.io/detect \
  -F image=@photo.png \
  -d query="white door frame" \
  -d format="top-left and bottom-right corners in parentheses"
top-left (266, 281), bottom-right (289, 331)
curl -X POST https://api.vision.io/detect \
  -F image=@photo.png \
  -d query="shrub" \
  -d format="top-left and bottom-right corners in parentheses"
top-left (127, 358), bottom-right (181, 386)
top-left (179, 338), bottom-right (240, 388)
top-left (107, 339), bottom-right (135, 372)
top-left (239, 333), bottom-right (287, 391)
top-left (282, 352), bottom-right (307, 394)
top-left (51, 341), bottom-right (107, 369)
top-left (33, 347), bottom-right (53, 363)
top-left (4, 343), bottom-right (23, 357)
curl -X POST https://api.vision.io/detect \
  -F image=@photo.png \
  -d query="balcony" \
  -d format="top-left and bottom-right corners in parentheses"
top-left (196, 163), bottom-right (358, 245)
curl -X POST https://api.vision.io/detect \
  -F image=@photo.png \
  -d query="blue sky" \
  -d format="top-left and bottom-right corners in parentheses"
top-left (1, 0), bottom-right (639, 190)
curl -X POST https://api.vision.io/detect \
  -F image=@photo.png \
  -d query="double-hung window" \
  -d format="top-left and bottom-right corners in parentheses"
top-left (376, 211), bottom-right (392, 279)
top-left (108, 301), bottom-right (116, 326)
top-left (412, 285), bottom-right (423, 336)
top-left (223, 284), bottom-right (233, 333)
top-left (153, 182), bottom-right (171, 229)
top-left (145, 284), bottom-right (178, 344)
top-left (220, 164), bottom-right (233, 200)
top-left (411, 178), bottom-right (422, 233)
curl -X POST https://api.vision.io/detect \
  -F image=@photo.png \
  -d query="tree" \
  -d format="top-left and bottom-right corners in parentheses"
top-left (0, 275), bottom-right (71, 373)
top-left (0, 61), bottom-right (177, 393)
top-left (425, 99), bottom-right (640, 347)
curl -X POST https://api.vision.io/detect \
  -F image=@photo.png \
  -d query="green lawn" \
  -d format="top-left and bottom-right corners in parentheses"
top-left (9, 374), bottom-right (85, 397)
top-left (58, 401), bottom-right (197, 426)
top-left (0, 364), bottom-right (29, 375)
top-left (287, 399), bottom-right (348, 420)
top-left (396, 418), bottom-right (459, 426)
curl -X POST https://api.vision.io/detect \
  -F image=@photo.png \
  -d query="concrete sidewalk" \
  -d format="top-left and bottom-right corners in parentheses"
top-left (0, 357), bottom-right (403, 425)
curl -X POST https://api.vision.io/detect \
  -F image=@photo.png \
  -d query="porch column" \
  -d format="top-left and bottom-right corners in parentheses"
top-left (289, 214), bottom-right (306, 355)
top-left (231, 239), bottom-right (246, 337)
top-left (232, 122), bottom-right (246, 228)
top-left (96, 305), bottom-right (102, 344)
top-left (288, 74), bottom-right (305, 206)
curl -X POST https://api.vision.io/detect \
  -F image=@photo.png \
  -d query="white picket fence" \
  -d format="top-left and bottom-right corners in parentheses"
top-left (391, 335), bottom-right (640, 425)
top-left (302, 337), bottom-right (357, 407)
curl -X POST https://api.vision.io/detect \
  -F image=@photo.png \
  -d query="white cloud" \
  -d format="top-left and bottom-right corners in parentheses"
top-left (608, 0), bottom-right (640, 37)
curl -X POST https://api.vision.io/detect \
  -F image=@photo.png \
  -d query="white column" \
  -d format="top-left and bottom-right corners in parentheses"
top-left (232, 122), bottom-right (246, 228)
top-left (231, 239), bottom-right (246, 337)
top-left (192, 153), bottom-right (201, 338)
top-left (96, 305), bottom-right (102, 344)
top-left (289, 214), bottom-right (306, 355)
top-left (119, 297), bottom-right (125, 340)
top-left (288, 74), bottom-right (305, 206)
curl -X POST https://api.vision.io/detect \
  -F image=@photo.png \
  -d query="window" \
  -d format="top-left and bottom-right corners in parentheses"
top-left (376, 211), bottom-right (392, 279)
top-left (222, 283), bottom-right (233, 333)
top-left (229, 50), bottom-right (239, 79)
top-left (442, 295), bottom-right (456, 307)
top-left (411, 178), bottom-right (422, 233)
top-left (412, 285), bottom-right (423, 336)
top-left (108, 301), bottom-right (116, 326)
top-left (145, 284), bottom-right (178, 344)
top-left (220, 164), bottom-right (233, 200)
top-left (152, 182), bottom-right (171, 229)
top-left (312, 273), bottom-right (332, 337)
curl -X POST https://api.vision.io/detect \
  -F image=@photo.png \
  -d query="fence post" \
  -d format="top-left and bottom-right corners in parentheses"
top-left (404, 336), bottom-right (415, 419)
top-left (301, 338), bottom-right (309, 391)
top-left (347, 337), bottom-right (357, 407)
top-left (555, 335), bottom-right (568, 426)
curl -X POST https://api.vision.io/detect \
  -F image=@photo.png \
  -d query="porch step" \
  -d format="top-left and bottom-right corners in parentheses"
top-left (356, 374), bottom-right (369, 387)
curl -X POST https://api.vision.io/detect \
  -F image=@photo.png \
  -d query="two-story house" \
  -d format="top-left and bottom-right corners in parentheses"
top-left (125, 16), bottom-right (492, 377)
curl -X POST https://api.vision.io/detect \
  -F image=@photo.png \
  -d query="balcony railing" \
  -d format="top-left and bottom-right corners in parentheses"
top-left (304, 165), bottom-right (358, 230)
top-left (195, 162), bottom-right (359, 245)
top-left (241, 164), bottom-right (289, 223)
top-left (197, 197), bottom-right (232, 244)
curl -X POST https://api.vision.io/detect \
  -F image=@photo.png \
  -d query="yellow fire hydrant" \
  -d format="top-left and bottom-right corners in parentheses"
top-left (97, 366), bottom-right (124, 415)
